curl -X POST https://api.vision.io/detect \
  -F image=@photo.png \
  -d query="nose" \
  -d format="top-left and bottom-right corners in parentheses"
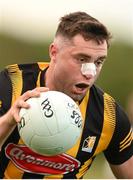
top-left (83, 73), bottom-right (94, 79)
top-left (81, 63), bottom-right (96, 78)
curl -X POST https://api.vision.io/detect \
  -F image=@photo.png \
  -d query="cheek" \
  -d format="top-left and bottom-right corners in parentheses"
top-left (69, 60), bottom-right (80, 72)
top-left (55, 62), bottom-right (70, 80)
top-left (95, 67), bottom-right (102, 79)
top-left (61, 59), bottom-right (78, 74)
top-left (56, 53), bottom-right (80, 79)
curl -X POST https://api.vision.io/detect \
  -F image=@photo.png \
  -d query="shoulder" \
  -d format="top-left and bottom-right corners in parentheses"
top-left (0, 62), bottom-right (49, 113)
top-left (0, 68), bottom-right (12, 114)
top-left (91, 84), bottom-right (115, 104)
top-left (6, 61), bottom-right (49, 73)
top-left (5, 62), bottom-right (49, 88)
top-left (91, 85), bottom-right (130, 123)
top-left (6, 61), bottom-right (49, 96)
top-left (0, 67), bottom-right (12, 92)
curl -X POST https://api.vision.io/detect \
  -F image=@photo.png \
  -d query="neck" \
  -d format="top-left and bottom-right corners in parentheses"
top-left (45, 65), bottom-right (55, 91)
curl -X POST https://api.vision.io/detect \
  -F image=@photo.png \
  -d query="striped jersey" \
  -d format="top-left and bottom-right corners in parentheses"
top-left (0, 62), bottom-right (132, 179)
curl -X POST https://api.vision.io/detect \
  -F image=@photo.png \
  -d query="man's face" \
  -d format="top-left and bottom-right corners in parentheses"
top-left (49, 34), bottom-right (107, 101)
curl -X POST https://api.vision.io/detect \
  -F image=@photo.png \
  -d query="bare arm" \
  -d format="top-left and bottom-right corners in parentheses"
top-left (0, 110), bottom-right (17, 148)
top-left (0, 87), bottom-right (49, 149)
top-left (110, 156), bottom-right (133, 179)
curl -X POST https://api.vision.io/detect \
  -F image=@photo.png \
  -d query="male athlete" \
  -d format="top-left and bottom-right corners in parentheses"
top-left (0, 11), bottom-right (133, 179)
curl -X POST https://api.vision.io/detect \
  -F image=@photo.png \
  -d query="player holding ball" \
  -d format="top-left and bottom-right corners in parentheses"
top-left (0, 12), bottom-right (133, 179)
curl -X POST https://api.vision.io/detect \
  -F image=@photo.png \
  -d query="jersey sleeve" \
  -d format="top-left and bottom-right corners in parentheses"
top-left (104, 102), bottom-right (133, 165)
top-left (0, 69), bottom-right (12, 116)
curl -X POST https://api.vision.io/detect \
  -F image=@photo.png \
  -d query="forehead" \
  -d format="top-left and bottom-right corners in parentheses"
top-left (54, 34), bottom-right (108, 58)
top-left (71, 34), bottom-right (108, 53)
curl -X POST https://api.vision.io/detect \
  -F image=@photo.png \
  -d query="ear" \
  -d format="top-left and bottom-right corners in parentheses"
top-left (49, 43), bottom-right (57, 61)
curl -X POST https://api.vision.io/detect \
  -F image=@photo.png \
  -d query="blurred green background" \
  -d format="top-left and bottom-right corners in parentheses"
top-left (1, 32), bottom-right (133, 109)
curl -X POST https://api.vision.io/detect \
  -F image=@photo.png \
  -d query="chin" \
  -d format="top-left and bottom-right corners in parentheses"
top-left (71, 93), bottom-right (85, 102)
top-left (64, 91), bottom-right (85, 102)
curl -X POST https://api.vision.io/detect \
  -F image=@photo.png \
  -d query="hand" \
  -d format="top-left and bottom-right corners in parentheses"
top-left (9, 87), bottom-right (49, 124)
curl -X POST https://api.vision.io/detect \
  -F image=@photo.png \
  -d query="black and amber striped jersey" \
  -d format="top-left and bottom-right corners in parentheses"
top-left (0, 62), bottom-right (133, 179)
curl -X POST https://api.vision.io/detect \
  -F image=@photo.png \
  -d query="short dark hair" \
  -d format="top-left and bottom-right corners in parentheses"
top-left (55, 11), bottom-right (112, 47)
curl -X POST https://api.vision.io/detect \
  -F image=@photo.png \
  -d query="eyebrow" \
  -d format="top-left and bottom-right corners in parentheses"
top-left (74, 53), bottom-right (107, 60)
top-left (98, 55), bottom-right (107, 60)
top-left (74, 53), bottom-right (91, 59)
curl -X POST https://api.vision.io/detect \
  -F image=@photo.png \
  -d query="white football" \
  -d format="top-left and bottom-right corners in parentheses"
top-left (18, 91), bottom-right (82, 156)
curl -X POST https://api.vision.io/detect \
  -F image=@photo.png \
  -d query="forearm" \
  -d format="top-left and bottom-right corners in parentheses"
top-left (0, 87), bottom-right (49, 149)
top-left (0, 111), bottom-right (16, 149)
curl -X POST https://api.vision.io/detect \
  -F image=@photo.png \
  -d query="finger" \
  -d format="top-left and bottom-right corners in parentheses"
top-left (34, 87), bottom-right (49, 92)
top-left (16, 100), bottom-right (30, 109)
top-left (14, 108), bottom-right (21, 122)
top-left (21, 87), bottom-right (49, 101)
top-left (21, 90), bottom-right (39, 101)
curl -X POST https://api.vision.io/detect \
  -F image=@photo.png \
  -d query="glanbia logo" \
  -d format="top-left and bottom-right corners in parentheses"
top-left (5, 143), bottom-right (80, 175)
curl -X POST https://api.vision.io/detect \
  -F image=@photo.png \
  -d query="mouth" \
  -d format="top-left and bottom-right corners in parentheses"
top-left (75, 83), bottom-right (89, 88)
top-left (74, 83), bottom-right (89, 93)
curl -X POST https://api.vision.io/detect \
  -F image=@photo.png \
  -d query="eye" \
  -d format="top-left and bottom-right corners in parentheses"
top-left (78, 57), bottom-right (89, 64)
top-left (75, 57), bottom-right (86, 64)
top-left (79, 58), bottom-right (85, 62)
top-left (95, 59), bottom-right (105, 67)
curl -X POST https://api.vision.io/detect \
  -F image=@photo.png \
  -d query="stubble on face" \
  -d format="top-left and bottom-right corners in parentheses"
top-left (48, 35), bottom-right (107, 102)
